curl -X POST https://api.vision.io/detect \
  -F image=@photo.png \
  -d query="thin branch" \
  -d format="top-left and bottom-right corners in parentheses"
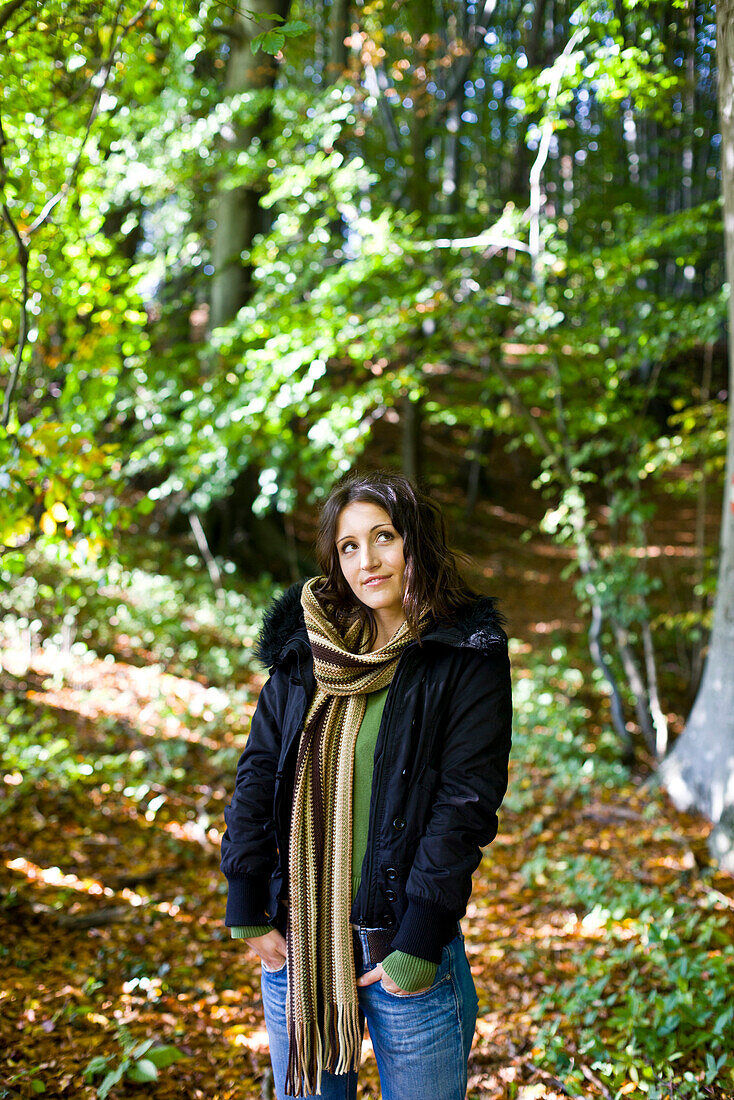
top-left (0, 109), bottom-right (29, 429)
top-left (56, 906), bottom-right (138, 928)
top-left (635, 515), bottom-right (669, 757)
top-left (0, 205), bottom-right (29, 428)
top-left (612, 623), bottom-right (654, 750)
top-left (632, 356), bottom-right (664, 446)
top-left (26, 901), bottom-right (139, 927)
top-left (24, 0), bottom-right (155, 239)
top-left (409, 226), bottom-right (530, 253)
top-left (47, 53), bottom-right (122, 123)
top-left (545, 361), bottom-right (628, 743)
top-left (641, 616), bottom-right (668, 758)
top-left (0, 5), bottom-right (36, 42)
top-left (489, 356), bottom-right (559, 463)
top-left (363, 61), bottom-right (404, 155)
top-left (519, 23), bottom-right (658, 752)
top-left (588, 594), bottom-right (631, 751)
top-left (188, 512), bottom-right (224, 599)
top-left (525, 1061), bottom-right (571, 1096)
top-left (494, 349), bottom-right (654, 752)
top-left (102, 863), bottom-right (182, 889)
top-left (548, 354), bottom-right (574, 474)
top-left (0, 0), bottom-right (28, 32)
top-left (0, 0), bottom-right (155, 426)
top-left (580, 1063), bottom-right (612, 1099)
top-left (528, 25), bottom-right (586, 289)
top-left (547, 356), bottom-right (634, 750)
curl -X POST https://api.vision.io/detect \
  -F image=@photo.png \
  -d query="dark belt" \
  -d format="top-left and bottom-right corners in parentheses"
top-left (353, 926), bottom-right (396, 967)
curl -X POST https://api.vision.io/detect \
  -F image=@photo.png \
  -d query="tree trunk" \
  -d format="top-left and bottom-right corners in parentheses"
top-left (327, 0), bottom-right (349, 79)
top-left (201, 0), bottom-right (307, 581)
top-left (508, 0), bottom-right (548, 201)
top-left (210, 0), bottom-right (289, 332)
top-left (660, 0), bottom-right (734, 872)
top-left (439, 86), bottom-right (465, 234)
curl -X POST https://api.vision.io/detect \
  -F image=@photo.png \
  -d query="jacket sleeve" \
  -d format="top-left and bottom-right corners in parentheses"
top-left (220, 664), bottom-right (287, 927)
top-left (390, 644), bottom-right (513, 962)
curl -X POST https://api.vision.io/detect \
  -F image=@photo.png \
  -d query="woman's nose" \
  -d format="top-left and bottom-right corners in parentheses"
top-left (360, 542), bottom-right (379, 569)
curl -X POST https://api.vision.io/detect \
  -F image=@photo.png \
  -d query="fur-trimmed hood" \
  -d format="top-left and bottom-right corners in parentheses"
top-left (254, 577), bottom-right (508, 669)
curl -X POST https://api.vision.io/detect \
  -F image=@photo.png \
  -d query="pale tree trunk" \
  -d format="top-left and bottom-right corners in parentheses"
top-left (210, 0), bottom-right (289, 332)
top-left (660, 0), bottom-right (734, 871)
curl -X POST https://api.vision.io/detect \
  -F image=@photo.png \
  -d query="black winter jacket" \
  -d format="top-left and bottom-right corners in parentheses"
top-left (220, 578), bottom-right (513, 964)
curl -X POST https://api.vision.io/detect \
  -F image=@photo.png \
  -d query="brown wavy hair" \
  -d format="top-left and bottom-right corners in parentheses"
top-left (313, 468), bottom-right (481, 649)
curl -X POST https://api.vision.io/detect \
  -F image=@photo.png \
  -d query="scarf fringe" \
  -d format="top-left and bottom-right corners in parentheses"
top-left (330, 1001), bottom-right (362, 1076)
top-left (286, 1000), bottom-right (362, 1097)
top-left (285, 1010), bottom-right (324, 1098)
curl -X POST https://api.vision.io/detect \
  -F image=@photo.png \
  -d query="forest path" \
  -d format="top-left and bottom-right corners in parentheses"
top-left (2, 444), bottom-right (732, 1099)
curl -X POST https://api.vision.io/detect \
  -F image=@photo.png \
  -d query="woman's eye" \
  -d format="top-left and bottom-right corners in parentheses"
top-left (339, 530), bottom-right (395, 553)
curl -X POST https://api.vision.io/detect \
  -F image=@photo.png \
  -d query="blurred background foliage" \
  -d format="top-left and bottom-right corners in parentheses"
top-left (1, 0), bottom-right (727, 758)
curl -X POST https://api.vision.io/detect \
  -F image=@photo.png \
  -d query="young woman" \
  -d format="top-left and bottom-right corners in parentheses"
top-left (221, 470), bottom-right (513, 1100)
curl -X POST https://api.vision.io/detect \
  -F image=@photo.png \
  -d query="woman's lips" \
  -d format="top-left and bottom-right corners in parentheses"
top-left (363, 575), bottom-right (390, 586)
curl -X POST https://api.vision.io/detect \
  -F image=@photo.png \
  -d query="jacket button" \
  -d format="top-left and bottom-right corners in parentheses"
top-left (385, 889), bottom-right (397, 903)
top-left (392, 817), bottom-right (406, 831)
top-left (383, 914), bottom-right (396, 927)
top-left (385, 867), bottom-right (398, 880)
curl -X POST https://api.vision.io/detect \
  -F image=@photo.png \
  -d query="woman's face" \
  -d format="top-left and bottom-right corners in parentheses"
top-left (335, 500), bottom-right (406, 618)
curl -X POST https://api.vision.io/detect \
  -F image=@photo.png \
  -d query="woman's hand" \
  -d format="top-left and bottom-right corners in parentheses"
top-left (245, 928), bottom-right (287, 971)
top-left (356, 964), bottom-right (430, 996)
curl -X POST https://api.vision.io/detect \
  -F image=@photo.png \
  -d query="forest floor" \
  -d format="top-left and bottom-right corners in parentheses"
top-left (2, 439), bottom-right (734, 1100)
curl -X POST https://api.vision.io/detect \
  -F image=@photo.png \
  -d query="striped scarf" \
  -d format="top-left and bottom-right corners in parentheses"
top-left (285, 575), bottom-right (430, 1097)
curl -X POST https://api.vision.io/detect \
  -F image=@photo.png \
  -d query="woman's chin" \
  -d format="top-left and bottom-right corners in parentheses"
top-left (359, 590), bottom-right (400, 611)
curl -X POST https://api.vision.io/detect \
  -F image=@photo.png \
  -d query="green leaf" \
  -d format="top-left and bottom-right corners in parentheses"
top-left (713, 1006), bottom-right (734, 1034)
top-left (146, 1044), bottom-right (186, 1068)
top-left (252, 29), bottom-right (285, 54)
top-left (129, 1038), bottom-right (156, 1060)
top-left (242, 8), bottom-right (284, 21)
top-left (98, 1064), bottom-right (126, 1100)
top-left (83, 1055), bottom-right (111, 1080)
top-left (281, 20), bottom-right (310, 37)
top-left (31, 1080), bottom-right (46, 1094)
top-left (127, 1058), bottom-right (159, 1083)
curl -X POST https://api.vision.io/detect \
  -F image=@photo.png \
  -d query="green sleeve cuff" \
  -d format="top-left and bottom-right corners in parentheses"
top-left (230, 924), bottom-right (272, 939)
top-left (381, 950), bottom-right (438, 992)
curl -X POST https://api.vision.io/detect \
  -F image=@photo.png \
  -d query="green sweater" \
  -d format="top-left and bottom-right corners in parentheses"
top-left (230, 685), bottom-right (437, 993)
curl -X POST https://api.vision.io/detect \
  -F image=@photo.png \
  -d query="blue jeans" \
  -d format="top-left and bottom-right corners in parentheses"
top-left (260, 930), bottom-right (478, 1100)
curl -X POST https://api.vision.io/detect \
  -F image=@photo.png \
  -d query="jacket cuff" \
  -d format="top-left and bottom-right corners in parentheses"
top-left (389, 896), bottom-right (458, 963)
top-left (231, 924), bottom-right (272, 939)
top-left (381, 950), bottom-right (437, 992)
top-left (224, 873), bottom-right (271, 927)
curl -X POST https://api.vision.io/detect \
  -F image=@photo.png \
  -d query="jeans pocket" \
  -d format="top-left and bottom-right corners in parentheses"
top-left (261, 958), bottom-right (287, 974)
top-left (379, 934), bottom-right (458, 998)
top-left (379, 961), bottom-right (448, 998)
top-left (379, 971), bottom-right (449, 998)
top-left (380, 980), bottom-right (430, 998)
